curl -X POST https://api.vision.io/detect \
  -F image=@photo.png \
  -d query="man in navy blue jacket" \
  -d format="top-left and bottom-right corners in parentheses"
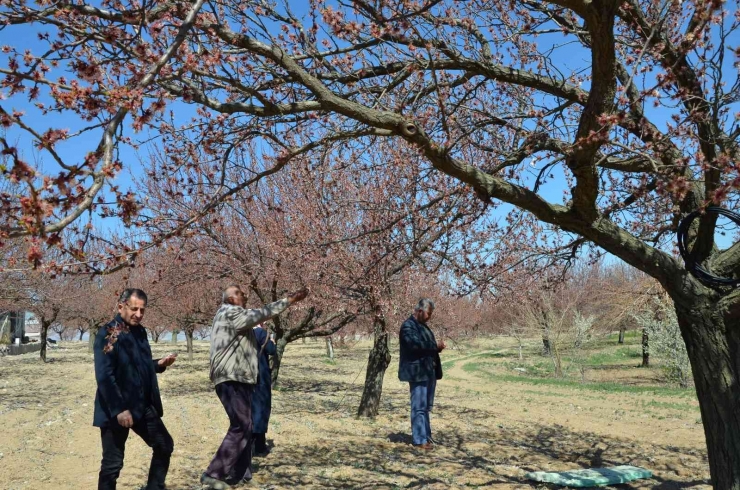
top-left (93, 289), bottom-right (177, 490)
top-left (398, 298), bottom-right (445, 450)
top-left (251, 323), bottom-right (276, 456)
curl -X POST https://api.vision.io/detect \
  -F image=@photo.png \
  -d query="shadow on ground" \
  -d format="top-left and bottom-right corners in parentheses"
top-left (164, 365), bottom-right (710, 490)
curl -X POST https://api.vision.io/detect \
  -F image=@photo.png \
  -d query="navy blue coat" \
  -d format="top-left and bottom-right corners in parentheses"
top-left (251, 326), bottom-right (276, 434)
top-left (93, 315), bottom-right (167, 428)
top-left (398, 315), bottom-right (442, 383)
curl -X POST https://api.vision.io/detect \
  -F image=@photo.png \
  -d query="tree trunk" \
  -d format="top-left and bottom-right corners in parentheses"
top-left (542, 336), bottom-right (551, 356)
top-left (541, 308), bottom-right (551, 355)
top-left (171, 329), bottom-right (179, 344)
top-left (78, 329), bottom-right (84, 341)
top-left (186, 329), bottom-right (194, 361)
top-left (0, 316), bottom-right (9, 344)
top-left (270, 334), bottom-right (289, 385)
top-left (40, 321), bottom-right (49, 362)
top-left (641, 327), bottom-right (649, 367)
top-left (357, 309), bottom-right (391, 418)
top-left (673, 296), bottom-right (740, 489)
top-left (550, 344), bottom-right (563, 378)
top-left (326, 336), bottom-right (334, 360)
top-left (88, 326), bottom-right (98, 353)
top-left (618, 326), bottom-right (625, 344)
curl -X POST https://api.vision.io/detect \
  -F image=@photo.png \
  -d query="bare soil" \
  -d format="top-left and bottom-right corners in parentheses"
top-left (0, 335), bottom-right (710, 489)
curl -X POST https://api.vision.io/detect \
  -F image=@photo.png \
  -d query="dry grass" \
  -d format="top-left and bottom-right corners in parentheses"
top-left (0, 334), bottom-right (710, 489)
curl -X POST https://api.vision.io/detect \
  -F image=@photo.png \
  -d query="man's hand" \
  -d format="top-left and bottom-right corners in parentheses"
top-left (117, 410), bottom-right (133, 428)
top-left (288, 287), bottom-right (310, 304)
top-left (437, 340), bottom-right (446, 352)
top-left (158, 353), bottom-right (177, 367)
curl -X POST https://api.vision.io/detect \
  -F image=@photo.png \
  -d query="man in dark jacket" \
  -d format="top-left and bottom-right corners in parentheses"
top-left (398, 298), bottom-right (445, 450)
top-left (93, 288), bottom-right (177, 490)
top-left (251, 323), bottom-right (276, 455)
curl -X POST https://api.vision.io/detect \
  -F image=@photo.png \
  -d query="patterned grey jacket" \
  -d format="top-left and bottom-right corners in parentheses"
top-left (209, 298), bottom-right (289, 386)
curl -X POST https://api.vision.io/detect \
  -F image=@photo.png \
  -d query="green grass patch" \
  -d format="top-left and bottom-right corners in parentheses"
top-left (638, 399), bottom-right (698, 412)
top-left (605, 330), bottom-right (642, 342)
top-left (583, 346), bottom-right (642, 366)
top-left (520, 389), bottom-right (574, 398)
top-left (463, 361), bottom-right (695, 397)
top-left (443, 358), bottom-right (460, 370)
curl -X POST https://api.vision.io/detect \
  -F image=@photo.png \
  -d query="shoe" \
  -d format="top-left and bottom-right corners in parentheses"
top-left (200, 472), bottom-right (230, 489)
top-left (225, 469), bottom-right (253, 486)
top-left (253, 446), bottom-right (270, 457)
top-left (225, 476), bottom-right (252, 487)
top-left (413, 442), bottom-right (434, 451)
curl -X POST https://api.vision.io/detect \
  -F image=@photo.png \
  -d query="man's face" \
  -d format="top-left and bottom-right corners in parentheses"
top-left (418, 307), bottom-right (434, 323)
top-left (118, 296), bottom-right (146, 326)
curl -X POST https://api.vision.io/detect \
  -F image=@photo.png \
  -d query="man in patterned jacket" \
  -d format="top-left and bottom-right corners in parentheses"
top-left (201, 284), bottom-right (309, 489)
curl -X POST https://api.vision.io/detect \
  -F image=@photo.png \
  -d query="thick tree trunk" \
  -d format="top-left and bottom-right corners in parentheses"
top-left (326, 336), bottom-right (334, 360)
top-left (641, 327), bottom-right (649, 367)
top-left (186, 329), bottom-right (194, 361)
top-left (271, 334), bottom-right (288, 386)
top-left (674, 297), bottom-right (740, 489)
top-left (357, 311), bottom-right (391, 418)
top-left (171, 329), bottom-right (179, 344)
top-left (618, 326), bottom-right (625, 344)
top-left (40, 321), bottom-right (49, 362)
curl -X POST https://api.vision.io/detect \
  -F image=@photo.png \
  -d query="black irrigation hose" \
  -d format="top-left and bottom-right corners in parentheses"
top-left (677, 206), bottom-right (740, 288)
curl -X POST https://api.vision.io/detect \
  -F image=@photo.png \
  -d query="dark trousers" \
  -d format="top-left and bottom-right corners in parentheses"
top-left (98, 406), bottom-right (174, 490)
top-left (253, 433), bottom-right (267, 452)
top-left (205, 381), bottom-right (254, 482)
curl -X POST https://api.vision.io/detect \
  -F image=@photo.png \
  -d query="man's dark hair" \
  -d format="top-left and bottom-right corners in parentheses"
top-left (118, 288), bottom-right (148, 306)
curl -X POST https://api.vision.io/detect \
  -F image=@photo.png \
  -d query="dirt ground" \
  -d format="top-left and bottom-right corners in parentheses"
top-left (0, 335), bottom-right (710, 489)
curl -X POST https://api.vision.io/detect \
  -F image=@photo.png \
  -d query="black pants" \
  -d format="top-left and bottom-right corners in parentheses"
top-left (253, 433), bottom-right (267, 452)
top-left (205, 381), bottom-right (254, 482)
top-left (98, 406), bottom-right (174, 490)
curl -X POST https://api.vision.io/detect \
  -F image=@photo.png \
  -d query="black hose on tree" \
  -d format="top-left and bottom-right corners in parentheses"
top-left (677, 206), bottom-right (740, 288)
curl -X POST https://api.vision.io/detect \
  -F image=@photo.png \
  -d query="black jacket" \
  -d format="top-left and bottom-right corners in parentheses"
top-left (93, 315), bottom-right (166, 427)
top-left (398, 315), bottom-right (442, 383)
